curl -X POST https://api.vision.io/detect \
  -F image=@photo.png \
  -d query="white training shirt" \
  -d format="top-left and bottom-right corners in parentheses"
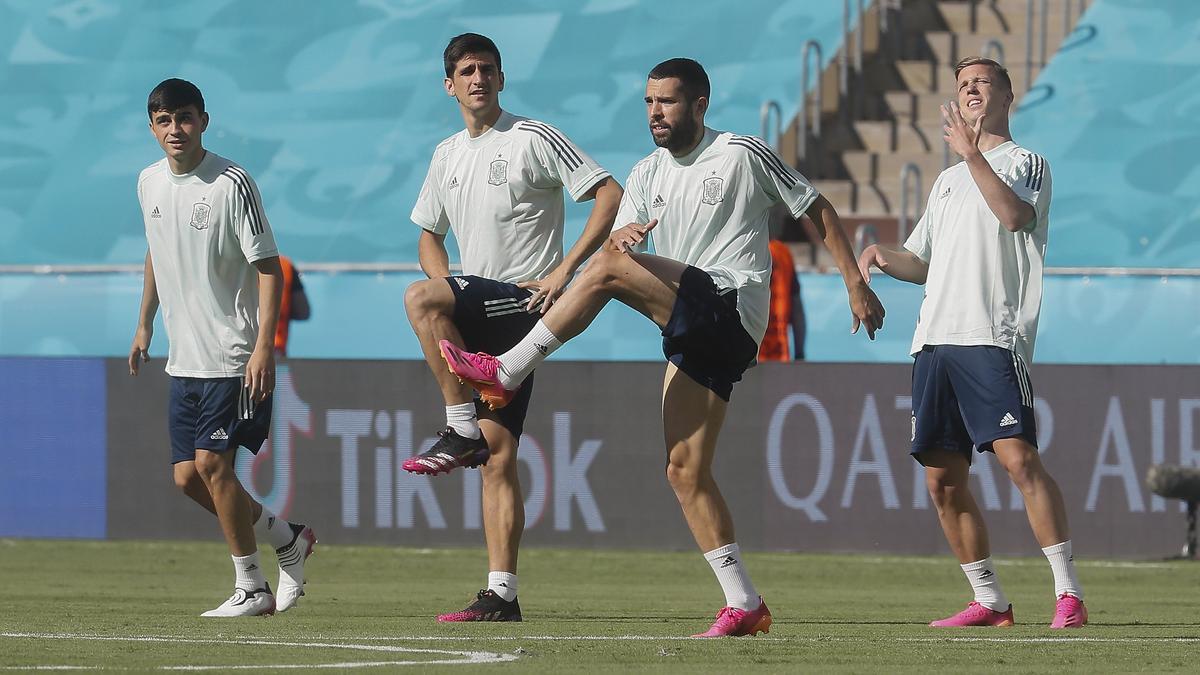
top-left (904, 140), bottom-right (1051, 364)
top-left (615, 128), bottom-right (819, 344)
top-left (138, 151), bottom-right (279, 378)
top-left (411, 111), bottom-right (611, 284)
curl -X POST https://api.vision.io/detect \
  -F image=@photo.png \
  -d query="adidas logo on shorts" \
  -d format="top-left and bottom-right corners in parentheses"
top-left (999, 412), bottom-right (1018, 427)
top-left (210, 428), bottom-right (230, 440)
top-left (455, 278), bottom-right (470, 289)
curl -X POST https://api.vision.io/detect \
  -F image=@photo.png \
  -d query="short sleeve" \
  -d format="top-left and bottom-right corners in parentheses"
top-left (903, 178), bottom-right (940, 263)
top-left (223, 166), bottom-right (279, 263)
top-left (729, 135), bottom-right (819, 218)
top-left (1009, 152), bottom-right (1051, 232)
top-left (517, 120), bottom-right (610, 202)
top-left (411, 152), bottom-right (450, 235)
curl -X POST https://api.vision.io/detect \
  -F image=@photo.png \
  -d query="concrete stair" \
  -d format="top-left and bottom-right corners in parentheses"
top-left (786, 0), bottom-right (1085, 241)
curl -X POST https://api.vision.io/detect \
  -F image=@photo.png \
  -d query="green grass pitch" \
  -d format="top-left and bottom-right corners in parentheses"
top-left (1, 539), bottom-right (1197, 672)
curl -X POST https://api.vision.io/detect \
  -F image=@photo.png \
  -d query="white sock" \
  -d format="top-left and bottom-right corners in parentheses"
top-left (446, 402), bottom-right (480, 439)
top-left (253, 506), bottom-right (296, 550)
top-left (496, 321), bottom-right (562, 389)
top-left (961, 558), bottom-right (1008, 611)
top-left (1042, 540), bottom-right (1083, 600)
top-left (704, 543), bottom-right (759, 611)
top-left (233, 551), bottom-right (267, 591)
top-left (488, 571), bottom-right (518, 602)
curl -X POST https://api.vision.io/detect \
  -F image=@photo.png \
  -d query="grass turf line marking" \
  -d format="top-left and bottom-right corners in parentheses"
top-left (0, 633), bottom-right (517, 669)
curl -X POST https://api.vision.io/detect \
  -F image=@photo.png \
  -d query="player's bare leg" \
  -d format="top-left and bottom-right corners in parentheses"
top-left (194, 448), bottom-right (274, 616)
top-left (403, 279), bottom-right (491, 475)
top-left (922, 450), bottom-right (990, 563)
top-left (992, 437), bottom-right (1086, 627)
top-left (923, 448), bottom-right (1013, 627)
top-left (438, 416), bottom-right (526, 623)
top-left (661, 364), bottom-right (734, 551)
top-left (992, 438), bottom-right (1068, 546)
top-left (438, 249), bottom-right (683, 408)
top-left (540, 248), bottom-right (681, 341)
top-left (479, 418), bottom-right (524, 575)
top-left (404, 279), bottom-right (474, 405)
top-left (661, 364), bottom-right (770, 637)
top-left (174, 460), bottom-right (315, 612)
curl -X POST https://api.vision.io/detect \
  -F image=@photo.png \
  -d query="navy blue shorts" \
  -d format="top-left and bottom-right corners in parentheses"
top-left (661, 266), bottom-right (759, 401)
top-left (910, 345), bottom-right (1037, 464)
top-left (169, 376), bottom-right (272, 464)
top-left (446, 275), bottom-right (538, 438)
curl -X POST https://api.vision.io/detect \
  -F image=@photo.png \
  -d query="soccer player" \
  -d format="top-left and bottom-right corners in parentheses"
top-left (858, 57), bottom-right (1086, 628)
top-left (402, 33), bottom-right (621, 622)
top-left (439, 58), bottom-right (884, 636)
top-left (129, 78), bottom-right (316, 617)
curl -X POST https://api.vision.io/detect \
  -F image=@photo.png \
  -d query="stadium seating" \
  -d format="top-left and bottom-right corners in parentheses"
top-left (0, 0), bottom-right (864, 266)
top-left (1010, 0), bottom-right (1200, 267)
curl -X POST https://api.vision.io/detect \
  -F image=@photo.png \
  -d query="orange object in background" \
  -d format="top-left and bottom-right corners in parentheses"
top-left (758, 239), bottom-right (803, 362)
top-left (274, 255), bottom-right (310, 356)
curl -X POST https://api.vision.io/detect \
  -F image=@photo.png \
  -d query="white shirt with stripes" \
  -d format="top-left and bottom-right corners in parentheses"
top-left (138, 151), bottom-right (279, 378)
top-left (411, 110), bottom-right (611, 284)
top-left (615, 128), bottom-right (819, 345)
top-left (904, 140), bottom-right (1051, 365)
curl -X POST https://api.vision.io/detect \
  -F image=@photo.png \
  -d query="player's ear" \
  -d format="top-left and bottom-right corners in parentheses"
top-left (498, 70), bottom-right (505, 93)
top-left (444, 77), bottom-right (456, 98)
top-left (694, 95), bottom-right (709, 118)
top-left (200, 111), bottom-right (210, 132)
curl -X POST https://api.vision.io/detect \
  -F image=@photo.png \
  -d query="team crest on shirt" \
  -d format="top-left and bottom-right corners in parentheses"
top-left (189, 202), bottom-right (211, 230)
top-left (488, 159), bottom-right (509, 186)
top-left (701, 175), bottom-right (724, 205)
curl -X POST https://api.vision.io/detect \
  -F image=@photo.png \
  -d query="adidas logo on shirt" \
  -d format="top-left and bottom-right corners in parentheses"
top-left (151, 206), bottom-right (162, 219)
top-left (652, 194), bottom-right (666, 209)
top-left (448, 176), bottom-right (460, 189)
top-left (210, 428), bottom-right (230, 440)
top-left (999, 412), bottom-right (1018, 427)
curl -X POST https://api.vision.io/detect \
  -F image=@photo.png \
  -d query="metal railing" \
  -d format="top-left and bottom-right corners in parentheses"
top-left (898, 162), bottom-right (923, 242)
top-left (853, 223), bottom-right (879, 256)
top-left (760, 100), bottom-right (783, 151)
top-left (981, 38), bottom-right (1005, 64)
top-left (797, 39), bottom-right (823, 163)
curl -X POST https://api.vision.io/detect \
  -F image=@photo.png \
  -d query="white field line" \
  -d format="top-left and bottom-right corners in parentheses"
top-left (855, 557), bottom-right (1172, 569)
top-left (897, 637), bottom-right (1200, 643)
top-left (0, 633), bottom-right (517, 669)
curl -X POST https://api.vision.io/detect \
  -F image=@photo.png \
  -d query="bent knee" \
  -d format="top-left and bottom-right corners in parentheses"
top-left (404, 279), bottom-right (453, 316)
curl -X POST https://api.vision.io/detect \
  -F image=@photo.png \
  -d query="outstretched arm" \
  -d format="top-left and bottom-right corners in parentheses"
top-left (805, 195), bottom-right (886, 339)
top-left (858, 244), bottom-right (929, 285)
top-left (128, 249), bottom-right (159, 376)
top-left (522, 177), bottom-right (623, 313)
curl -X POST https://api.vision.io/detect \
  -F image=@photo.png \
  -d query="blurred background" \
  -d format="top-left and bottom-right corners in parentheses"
top-left (1, 0), bottom-right (1197, 557)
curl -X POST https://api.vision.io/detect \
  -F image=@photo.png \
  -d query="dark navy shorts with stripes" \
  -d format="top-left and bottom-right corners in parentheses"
top-left (909, 344), bottom-right (1037, 465)
top-left (168, 376), bottom-right (272, 464)
top-left (661, 266), bottom-right (759, 402)
top-left (446, 275), bottom-right (538, 438)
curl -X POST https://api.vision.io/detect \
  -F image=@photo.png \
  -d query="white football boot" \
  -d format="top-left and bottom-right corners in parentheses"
top-left (201, 585), bottom-right (276, 617)
top-left (275, 524), bottom-right (317, 612)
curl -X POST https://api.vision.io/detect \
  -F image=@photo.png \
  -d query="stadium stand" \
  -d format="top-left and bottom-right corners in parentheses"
top-left (0, 0), bottom-right (1196, 363)
top-left (0, 0), bottom-right (863, 266)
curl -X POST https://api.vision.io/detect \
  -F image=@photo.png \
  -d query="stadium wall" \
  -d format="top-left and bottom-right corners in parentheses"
top-left (3, 357), bottom-right (1197, 558)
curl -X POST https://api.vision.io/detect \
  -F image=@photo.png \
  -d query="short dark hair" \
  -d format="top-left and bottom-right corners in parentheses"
top-left (147, 78), bottom-right (205, 119)
top-left (954, 56), bottom-right (1012, 93)
top-left (648, 58), bottom-right (710, 102)
top-left (443, 33), bottom-right (502, 77)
